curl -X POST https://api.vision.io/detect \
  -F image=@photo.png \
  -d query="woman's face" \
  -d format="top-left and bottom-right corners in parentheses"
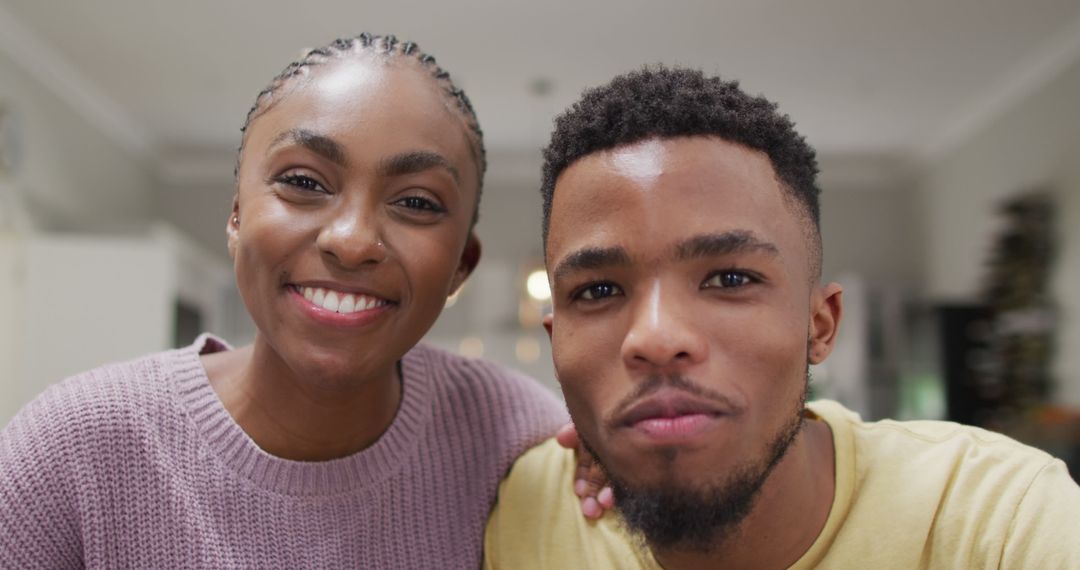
top-left (230, 56), bottom-right (481, 386)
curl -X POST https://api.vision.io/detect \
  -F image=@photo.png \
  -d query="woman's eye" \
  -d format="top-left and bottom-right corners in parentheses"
top-left (704, 271), bottom-right (754, 289)
top-left (395, 195), bottom-right (446, 213)
top-left (576, 282), bottom-right (623, 301)
top-left (274, 174), bottom-right (327, 193)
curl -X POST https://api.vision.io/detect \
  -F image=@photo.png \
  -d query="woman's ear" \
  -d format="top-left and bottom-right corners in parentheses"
top-left (448, 232), bottom-right (482, 296)
top-left (808, 282), bottom-right (843, 364)
top-left (226, 195), bottom-right (240, 260)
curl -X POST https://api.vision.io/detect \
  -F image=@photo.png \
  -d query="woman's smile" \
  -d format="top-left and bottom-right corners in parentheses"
top-left (288, 283), bottom-right (397, 327)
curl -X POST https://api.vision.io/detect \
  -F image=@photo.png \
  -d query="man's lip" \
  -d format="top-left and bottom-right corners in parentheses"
top-left (614, 388), bottom-right (733, 428)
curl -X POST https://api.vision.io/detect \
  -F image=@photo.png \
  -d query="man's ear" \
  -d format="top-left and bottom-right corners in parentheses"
top-left (543, 312), bottom-right (554, 341)
top-left (226, 195), bottom-right (240, 261)
top-left (448, 232), bottom-right (482, 296)
top-left (808, 282), bottom-right (843, 365)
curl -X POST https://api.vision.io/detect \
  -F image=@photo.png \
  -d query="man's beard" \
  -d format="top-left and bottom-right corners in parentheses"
top-left (583, 372), bottom-right (808, 553)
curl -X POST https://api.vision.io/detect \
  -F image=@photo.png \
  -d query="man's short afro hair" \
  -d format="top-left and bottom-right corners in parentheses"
top-left (540, 65), bottom-right (821, 247)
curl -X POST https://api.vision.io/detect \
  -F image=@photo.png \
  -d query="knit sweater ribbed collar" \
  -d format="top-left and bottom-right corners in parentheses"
top-left (170, 333), bottom-right (435, 497)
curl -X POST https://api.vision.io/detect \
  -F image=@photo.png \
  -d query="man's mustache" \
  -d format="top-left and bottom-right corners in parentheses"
top-left (607, 374), bottom-right (741, 427)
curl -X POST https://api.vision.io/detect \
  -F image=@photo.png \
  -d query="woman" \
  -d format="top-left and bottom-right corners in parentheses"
top-left (0, 33), bottom-right (599, 568)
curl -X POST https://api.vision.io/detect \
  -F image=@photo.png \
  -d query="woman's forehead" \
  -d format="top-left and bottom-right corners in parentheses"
top-left (250, 62), bottom-right (468, 158)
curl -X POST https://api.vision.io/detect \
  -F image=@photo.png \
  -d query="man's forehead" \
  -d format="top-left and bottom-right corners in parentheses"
top-left (551, 139), bottom-right (784, 230)
top-left (551, 231), bottom-right (782, 280)
top-left (546, 136), bottom-right (811, 282)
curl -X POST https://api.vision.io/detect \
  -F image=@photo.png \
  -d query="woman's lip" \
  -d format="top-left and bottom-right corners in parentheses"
top-left (288, 286), bottom-right (395, 327)
top-left (288, 281), bottom-right (396, 301)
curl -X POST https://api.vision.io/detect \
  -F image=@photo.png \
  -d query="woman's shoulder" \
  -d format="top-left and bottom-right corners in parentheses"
top-left (406, 342), bottom-right (568, 486)
top-left (407, 343), bottom-right (567, 439)
top-left (1, 341), bottom-right (210, 456)
top-left (409, 342), bottom-right (562, 408)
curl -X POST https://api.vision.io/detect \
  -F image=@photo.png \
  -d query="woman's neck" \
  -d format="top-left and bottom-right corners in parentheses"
top-left (201, 339), bottom-right (403, 462)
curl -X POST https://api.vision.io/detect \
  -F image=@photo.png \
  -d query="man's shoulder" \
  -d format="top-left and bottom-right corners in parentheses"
top-left (804, 400), bottom-right (1080, 568)
top-left (485, 439), bottom-right (657, 570)
top-left (810, 399), bottom-right (1054, 475)
top-left (485, 438), bottom-right (576, 558)
top-left (496, 438), bottom-right (575, 496)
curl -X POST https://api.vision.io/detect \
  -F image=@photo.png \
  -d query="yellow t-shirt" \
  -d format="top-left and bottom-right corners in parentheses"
top-left (485, 400), bottom-right (1080, 569)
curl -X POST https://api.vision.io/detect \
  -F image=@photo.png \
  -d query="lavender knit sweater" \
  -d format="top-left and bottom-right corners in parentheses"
top-left (0, 334), bottom-right (566, 568)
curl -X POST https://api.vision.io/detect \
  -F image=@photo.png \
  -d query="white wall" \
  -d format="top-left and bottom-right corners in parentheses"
top-left (0, 48), bottom-right (245, 425)
top-left (918, 55), bottom-right (1080, 405)
top-left (158, 176), bottom-right (234, 261)
top-left (0, 49), bottom-right (156, 231)
top-left (821, 182), bottom-right (923, 292)
top-left (1052, 148), bottom-right (1080, 406)
top-left (21, 236), bottom-right (172, 397)
top-left (0, 236), bottom-right (20, 422)
top-left (919, 56), bottom-right (1080, 300)
top-left (0, 232), bottom-right (234, 427)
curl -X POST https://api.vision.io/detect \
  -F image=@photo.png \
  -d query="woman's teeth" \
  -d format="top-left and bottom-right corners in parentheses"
top-left (299, 286), bottom-right (387, 314)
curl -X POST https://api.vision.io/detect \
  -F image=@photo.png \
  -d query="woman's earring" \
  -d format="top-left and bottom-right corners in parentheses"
top-left (232, 215), bottom-right (239, 226)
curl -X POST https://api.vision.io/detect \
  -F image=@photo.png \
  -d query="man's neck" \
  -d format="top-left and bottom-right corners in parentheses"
top-left (651, 416), bottom-right (836, 570)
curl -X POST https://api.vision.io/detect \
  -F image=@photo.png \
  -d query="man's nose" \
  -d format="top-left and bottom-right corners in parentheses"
top-left (315, 200), bottom-right (388, 269)
top-left (619, 282), bottom-right (708, 371)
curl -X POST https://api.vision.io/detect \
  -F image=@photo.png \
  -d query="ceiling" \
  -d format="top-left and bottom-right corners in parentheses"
top-left (2, 0), bottom-right (1080, 180)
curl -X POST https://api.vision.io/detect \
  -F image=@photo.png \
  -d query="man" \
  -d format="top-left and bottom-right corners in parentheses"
top-left (484, 66), bottom-right (1080, 569)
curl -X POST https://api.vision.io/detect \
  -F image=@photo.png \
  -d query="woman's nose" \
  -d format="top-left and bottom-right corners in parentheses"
top-left (315, 203), bottom-right (388, 269)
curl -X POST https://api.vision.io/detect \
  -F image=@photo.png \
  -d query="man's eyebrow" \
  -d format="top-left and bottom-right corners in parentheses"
top-left (553, 246), bottom-right (632, 281)
top-left (268, 128), bottom-right (347, 167)
top-left (675, 231), bottom-right (780, 261)
top-left (377, 151), bottom-right (460, 184)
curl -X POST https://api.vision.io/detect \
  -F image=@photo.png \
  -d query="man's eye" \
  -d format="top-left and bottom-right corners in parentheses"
top-left (395, 195), bottom-right (446, 213)
top-left (576, 282), bottom-right (623, 301)
top-left (274, 174), bottom-right (327, 193)
top-left (704, 271), bottom-right (754, 289)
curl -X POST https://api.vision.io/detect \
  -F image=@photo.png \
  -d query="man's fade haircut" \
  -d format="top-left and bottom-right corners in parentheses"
top-left (540, 65), bottom-right (822, 279)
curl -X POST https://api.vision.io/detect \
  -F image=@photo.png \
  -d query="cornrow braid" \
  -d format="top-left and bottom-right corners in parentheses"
top-left (235, 33), bottom-right (487, 223)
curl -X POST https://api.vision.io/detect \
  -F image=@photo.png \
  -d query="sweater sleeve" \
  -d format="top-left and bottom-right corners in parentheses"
top-left (0, 386), bottom-right (84, 569)
top-left (999, 458), bottom-right (1080, 568)
top-left (464, 358), bottom-right (568, 472)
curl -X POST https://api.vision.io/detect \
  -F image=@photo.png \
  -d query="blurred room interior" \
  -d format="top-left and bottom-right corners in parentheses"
top-left (1, 1), bottom-right (1078, 473)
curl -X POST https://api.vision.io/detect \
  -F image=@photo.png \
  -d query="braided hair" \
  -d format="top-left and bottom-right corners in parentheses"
top-left (236, 33), bottom-right (487, 223)
top-left (541, 66), bottom-right (822, 279)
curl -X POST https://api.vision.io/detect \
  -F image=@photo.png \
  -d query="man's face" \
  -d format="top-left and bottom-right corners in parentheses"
top-left (545, 136), bottom-right (828, 497)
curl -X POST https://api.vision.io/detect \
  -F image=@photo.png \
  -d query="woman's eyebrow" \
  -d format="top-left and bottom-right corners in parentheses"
top-left (378, 150), bottom-right (460, 184)
top-left (268, 128), bottom-right (347, 167)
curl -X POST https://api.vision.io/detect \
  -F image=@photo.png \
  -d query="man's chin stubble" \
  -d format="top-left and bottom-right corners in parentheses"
top-left (576, 365), bottom-right (811, 554)
top-left (607, 408), bottom-right (804, 553)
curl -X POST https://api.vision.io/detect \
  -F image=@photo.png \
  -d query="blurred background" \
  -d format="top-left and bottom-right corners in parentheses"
top-left (1, 1), bottom-right (1078, 469)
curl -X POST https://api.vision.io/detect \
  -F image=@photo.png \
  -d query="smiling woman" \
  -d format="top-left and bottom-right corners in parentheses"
top-left (0, 34), bottom-right (569, 568)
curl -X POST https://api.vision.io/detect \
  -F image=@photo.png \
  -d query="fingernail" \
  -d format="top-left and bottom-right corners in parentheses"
top-left (574, 479), bottom-right (587, 497)
top-left (598, 486), bottom-right (614, 506)
top-left (583, 497), bottom-right (600, 518)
